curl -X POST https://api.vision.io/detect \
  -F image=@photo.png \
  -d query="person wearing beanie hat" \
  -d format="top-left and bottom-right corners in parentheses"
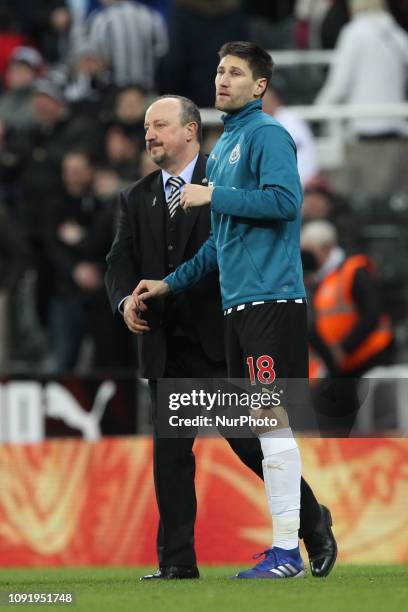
top-left (0, 47), bottom-right (44, 131)
top-left (9, 46), bottom-right (44, 72)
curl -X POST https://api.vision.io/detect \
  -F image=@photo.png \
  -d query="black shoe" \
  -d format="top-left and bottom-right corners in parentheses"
top-left (140, 566), bottom-right (200, 580)
top-left (303, 505), bottom-right (337, 577)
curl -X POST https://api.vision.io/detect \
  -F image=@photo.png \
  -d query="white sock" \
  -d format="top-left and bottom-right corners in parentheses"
top-left (260, 428), bottom-right (301, 551)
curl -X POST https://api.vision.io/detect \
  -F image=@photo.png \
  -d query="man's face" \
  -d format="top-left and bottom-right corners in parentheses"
top-left (62, 153), bottom-right (94, 196)
top-left (6, 62), bottom-right (36, 90)
top-left (215, 55), bottom-right (266, 112)
top-left (106, 127), bottom-right (136, 162)
top-left (33, 93), bottom-right (63, 125)
top-left (144, 99), bottom-right (192, 167)
top-left (302, 192), bottom-right (330, 222)
top-left (117, 88), bottom-right (146, 123)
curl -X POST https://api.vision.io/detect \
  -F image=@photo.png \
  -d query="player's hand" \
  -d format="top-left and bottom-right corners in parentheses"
top-left (180, 184), bottom-right (213, 211)
top-left (123, 295), bottom-right (150, 334)
top-left (132, 279), bottom-right (170, 307)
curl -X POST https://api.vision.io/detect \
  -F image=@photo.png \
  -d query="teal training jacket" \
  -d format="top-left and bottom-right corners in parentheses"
top-left (164, 99), bottom-right (306, 309)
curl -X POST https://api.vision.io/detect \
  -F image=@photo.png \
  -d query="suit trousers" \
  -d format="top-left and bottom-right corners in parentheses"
top-left (149, 335), bottom-right (321, 567)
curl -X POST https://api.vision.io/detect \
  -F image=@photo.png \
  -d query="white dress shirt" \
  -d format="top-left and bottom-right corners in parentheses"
top-left (161, 154), bottom-right (199, 201)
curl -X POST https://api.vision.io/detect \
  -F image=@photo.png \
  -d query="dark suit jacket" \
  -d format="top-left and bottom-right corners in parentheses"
top-left (105, 153), bottom-right (225, 378)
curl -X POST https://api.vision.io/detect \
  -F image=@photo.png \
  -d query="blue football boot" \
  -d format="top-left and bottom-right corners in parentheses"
top-left (235, 546), bottom-right (306, 579)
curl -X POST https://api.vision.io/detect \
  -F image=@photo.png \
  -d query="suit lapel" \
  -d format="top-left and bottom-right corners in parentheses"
top-left (145, 172), bottom-right (166, 269)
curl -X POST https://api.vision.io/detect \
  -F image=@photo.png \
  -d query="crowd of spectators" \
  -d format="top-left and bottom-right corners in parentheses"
top-left (0, 0), bottom-right (407, 374)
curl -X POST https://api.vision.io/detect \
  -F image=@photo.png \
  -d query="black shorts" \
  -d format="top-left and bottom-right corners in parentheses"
top-left (223, 302), bottom-right (310, 430)
top-left (224, 301), bottom-right (308, 380)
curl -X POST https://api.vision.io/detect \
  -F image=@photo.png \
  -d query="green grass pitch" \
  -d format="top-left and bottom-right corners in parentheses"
top-left (0, 565), bottom-right (407, 612)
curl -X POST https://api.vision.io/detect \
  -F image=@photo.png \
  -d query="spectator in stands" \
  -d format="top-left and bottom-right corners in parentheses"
top-left (295, 0), bottom-right (349, 49)
top-left (17, 78), bottom-right (103, 210)
top-left (115, 86), bottom-right (146, 123)
top-left (263, 78), bottom-right (320, 187)
top-left (94, 164), bottom-right (125, 202)
top-left (301, 220), bottom-right (395, 377)
top-left (104, 124), bottom-right (141, 183)
top-left (114, 86), bottom-right (146, 130)
top-left (9, 79), bottom-right (103, 327)
top-left (46, 149), bottom-right (131, 371)
top-left (302, 247), bottom-right (339, 381)
top-left (302, 220), bottom-right (395, 435)
top-left (0, 1), bottom-right (72, 64)
top-left (315, 0), bottom-right (408, 197)
top-left (63, 42), bottom-right (112, 117)
top-left (0, 47), bottom-right (44, 131)
top-left (161, 0), bottom-right (247, 106)
top-left (245, 0), bottom-right (296, 49)
top-left (294, 0), bottom-right (333, 48)
top-left (302, 181), bottom-right (360, 252)
top-left (302, 245), bottom-right (362, 436)
top-left (88, 0), bottom-right (168, 90)
top-left (111, 85), bottom-right (147, 151)
top-left (65, 0), bottom-right (103, 52)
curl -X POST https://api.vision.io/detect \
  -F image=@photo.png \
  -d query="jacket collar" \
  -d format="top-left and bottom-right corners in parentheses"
top-left (222, 99), bottom-right (263, 130)
top-left (162, 154), bottom-right (199, 190)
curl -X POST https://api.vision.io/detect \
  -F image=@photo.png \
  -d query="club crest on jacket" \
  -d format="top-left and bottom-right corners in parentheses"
top-left (229, 143), bottom-right (241, 165)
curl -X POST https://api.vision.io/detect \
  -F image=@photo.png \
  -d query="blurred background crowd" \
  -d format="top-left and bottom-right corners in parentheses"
top-left (0, 0), bottom-right (408, 377)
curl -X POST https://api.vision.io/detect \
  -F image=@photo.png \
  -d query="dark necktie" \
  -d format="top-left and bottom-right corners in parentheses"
top-left (167, 176), bottom-right (184, 218)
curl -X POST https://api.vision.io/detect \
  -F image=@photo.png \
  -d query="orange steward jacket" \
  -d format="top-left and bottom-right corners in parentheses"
top-left (313, 254), bottom-right (393, 373)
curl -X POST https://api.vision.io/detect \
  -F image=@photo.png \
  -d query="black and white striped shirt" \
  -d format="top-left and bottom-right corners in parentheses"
top-left (88, 0), bottom-right (168, 90)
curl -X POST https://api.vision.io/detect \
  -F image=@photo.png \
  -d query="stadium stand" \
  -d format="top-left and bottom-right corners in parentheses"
top-left (0, 0), bottom-right (407, 382)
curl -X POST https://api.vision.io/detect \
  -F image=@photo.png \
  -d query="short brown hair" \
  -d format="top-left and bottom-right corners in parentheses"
top-left (218, 41), bottom-right (274, 96)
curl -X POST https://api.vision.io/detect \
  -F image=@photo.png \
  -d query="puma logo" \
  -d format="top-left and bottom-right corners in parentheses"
top-left (45, 381), bottom-right (116, 441)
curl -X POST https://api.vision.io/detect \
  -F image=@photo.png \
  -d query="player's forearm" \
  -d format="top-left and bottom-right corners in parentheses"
top-left (164, 238), bottom-right (218, 294)
top-left (211, 185), bottom-right (301, 221)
